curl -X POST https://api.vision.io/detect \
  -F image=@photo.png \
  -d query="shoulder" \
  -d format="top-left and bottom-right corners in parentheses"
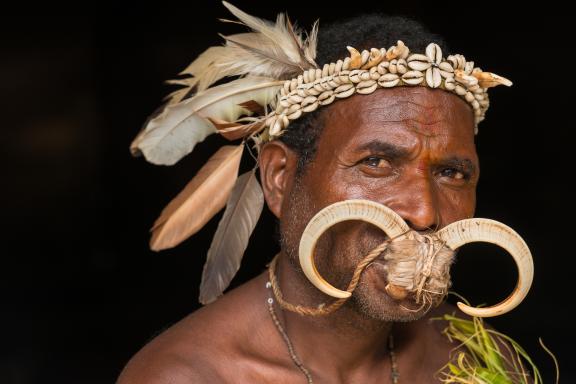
top-left (116, 345), bottom-right (221, 384)
top-left (116, 308), bottom-right (229, 384)
top-left (117, 275), bottom-right (268, 384)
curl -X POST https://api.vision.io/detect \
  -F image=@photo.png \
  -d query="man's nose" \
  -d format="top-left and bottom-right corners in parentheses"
top-left (390, 177), bottom-right (440, 232)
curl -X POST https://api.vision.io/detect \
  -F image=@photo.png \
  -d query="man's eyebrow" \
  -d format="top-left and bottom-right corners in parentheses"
top-left (440, 157), bottom-right (478, 174)
top-left (355, 142), bottom-right (478, 173)
top-left (354, 141), bottom-right (412, 160)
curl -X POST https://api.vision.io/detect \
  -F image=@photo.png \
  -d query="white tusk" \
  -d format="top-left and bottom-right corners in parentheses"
top-left (435, 218), bottom-right (533, 317)
top-left (298, 200), bottom-right (410, 298)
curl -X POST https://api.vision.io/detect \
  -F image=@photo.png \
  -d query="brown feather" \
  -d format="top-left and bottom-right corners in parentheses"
top-left (207, 117), bottom-right (264, 141)
top-left (239, 100), bottom-right (265, 114)
top-left (149, 145), bottom-right (244, 251)
top-left (199, 169), bottom-right (264, 304)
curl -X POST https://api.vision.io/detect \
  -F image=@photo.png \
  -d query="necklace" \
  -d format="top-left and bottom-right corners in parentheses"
top-left (265, 279), bottom-right (400, 383)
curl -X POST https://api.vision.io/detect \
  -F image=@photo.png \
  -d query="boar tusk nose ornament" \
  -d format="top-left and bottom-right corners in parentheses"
top-left (298, 199), bottom-right (534, 317)
top-left (435, 219), bottom-right (533, 317)
top-left (299, 200), bottom-right (410, 299)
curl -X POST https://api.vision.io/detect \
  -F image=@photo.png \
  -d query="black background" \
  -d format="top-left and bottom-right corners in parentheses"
top-left (2, 1), bottom-right (572, 383)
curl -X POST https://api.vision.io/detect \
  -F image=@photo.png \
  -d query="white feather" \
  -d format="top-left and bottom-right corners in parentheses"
top-left (176, 46), bottom-right (230, 94)
top-left (304, 20), bottom-right (319, 63)
top-left (192, 77), bottom-right (281, 120)
top-left (221, 33), bottom-right (306, 79)
top-left (131, 107), bottom-right (216, 166)
top-left (131, 77), bottom-right (282, 165)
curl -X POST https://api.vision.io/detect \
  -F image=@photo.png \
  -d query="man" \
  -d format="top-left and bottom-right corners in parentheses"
top-left (119, 6), bottom-right (524, 383)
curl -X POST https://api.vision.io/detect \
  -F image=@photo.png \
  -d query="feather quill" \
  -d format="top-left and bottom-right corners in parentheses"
top-left (199, 169), bottom-right (264, 304)
top-left (149, 145), bottom-right (244, 251)
top-left (130, 77), bottom-right (281, 165)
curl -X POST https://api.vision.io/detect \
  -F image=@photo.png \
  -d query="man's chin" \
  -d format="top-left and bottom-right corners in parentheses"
top-left (353, 291), bottom-right (431, 322)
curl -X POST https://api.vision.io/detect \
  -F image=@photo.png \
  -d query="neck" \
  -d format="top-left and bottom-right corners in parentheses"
top-left (270, 251), bottom-right (395, 380)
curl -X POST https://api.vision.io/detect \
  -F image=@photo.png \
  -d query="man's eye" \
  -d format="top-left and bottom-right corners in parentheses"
top-left (362, 156), bottom-right (391, 168)
top-left (440, 168), bottom-right (466, 180)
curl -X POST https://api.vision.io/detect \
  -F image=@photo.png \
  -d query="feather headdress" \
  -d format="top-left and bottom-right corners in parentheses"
top-left (130, 2), bottom-right (510, 305)
top-left (131, 1), bottom-right (319, 304)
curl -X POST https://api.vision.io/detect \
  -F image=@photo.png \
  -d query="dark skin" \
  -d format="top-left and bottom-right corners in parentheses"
top-left (117, 87), bottom-right (479, 383)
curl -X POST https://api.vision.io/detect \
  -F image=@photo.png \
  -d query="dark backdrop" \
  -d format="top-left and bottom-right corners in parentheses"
top-left (2, 1), bottom-right (572, 383)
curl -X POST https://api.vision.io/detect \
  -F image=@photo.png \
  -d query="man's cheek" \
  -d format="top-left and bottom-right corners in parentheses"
top-left (438, 192), bottom-right (476, 223)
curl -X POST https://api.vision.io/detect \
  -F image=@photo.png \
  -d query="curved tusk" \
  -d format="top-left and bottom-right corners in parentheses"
top-left (436, 218), bottom-right (533, 317)
top-left (299, 199), bottom-right (410, 298)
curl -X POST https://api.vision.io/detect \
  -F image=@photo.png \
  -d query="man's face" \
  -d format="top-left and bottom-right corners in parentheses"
top-left (278, 87), bottom-right (479, 322)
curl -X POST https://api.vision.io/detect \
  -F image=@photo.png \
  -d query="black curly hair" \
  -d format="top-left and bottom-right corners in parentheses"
top-left (277, 14), bottom-right (448, 175)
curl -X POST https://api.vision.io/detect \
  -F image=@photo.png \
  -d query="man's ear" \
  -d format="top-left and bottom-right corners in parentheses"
top-left (258, 140), bottom-right (299, 219)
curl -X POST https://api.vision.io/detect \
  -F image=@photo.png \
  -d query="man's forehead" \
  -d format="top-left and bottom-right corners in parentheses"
top-left (325, 87), bottom-right (475, 141)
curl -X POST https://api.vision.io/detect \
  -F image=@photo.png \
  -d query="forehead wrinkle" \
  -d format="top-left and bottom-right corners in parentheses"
top-left (386, 98), bottom-right (447, 111)
top-left (359, 105), bottom-right (450, 138)
top-left (359, 98), bottom-right (451, 125)
top-left (328, 87), bottom-right (459, 125)
top-left (378, 87), bottom-right (451, 108)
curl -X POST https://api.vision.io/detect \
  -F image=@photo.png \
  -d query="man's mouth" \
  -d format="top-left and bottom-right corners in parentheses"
top-left (365, 260), bottom-right (397, 297)
top-left (366, 258), bottom-right (418, 303)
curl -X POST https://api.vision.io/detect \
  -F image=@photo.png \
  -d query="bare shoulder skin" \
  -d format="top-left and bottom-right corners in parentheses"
top-left (117, 270), bottom-right (461, 384)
